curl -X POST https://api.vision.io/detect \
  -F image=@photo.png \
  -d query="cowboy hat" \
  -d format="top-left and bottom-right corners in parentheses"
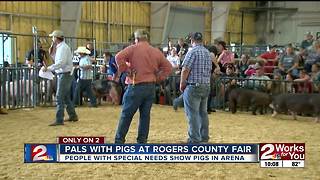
top-left (75, 46), bottom-right (91, 54)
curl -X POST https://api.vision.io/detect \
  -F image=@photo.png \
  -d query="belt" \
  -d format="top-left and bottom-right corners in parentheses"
top-left (57, 71), bottom-right (71, 75)
top-left (131, 82), bottom-right (155, 86)
top-left (187, 83), bottom-right (209, 86)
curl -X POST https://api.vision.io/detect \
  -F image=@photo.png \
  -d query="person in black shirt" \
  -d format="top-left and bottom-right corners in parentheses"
top-left (25, 42), bottom-right (48, 68)
top-left (176, 38), bottom-right (189, 66)
top-left (86, 42), bottom-right (98, 64)
top-left (207, 45), bottom-right (220, 113)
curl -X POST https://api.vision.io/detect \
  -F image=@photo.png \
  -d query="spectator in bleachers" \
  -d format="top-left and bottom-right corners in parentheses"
top-left (301, 32), bottom-right (314, 50)
top-left (216, 40), bottom-right (235, 73)
top-left (176, 38), bottom-right (189, 65)
top-left (166, 47), bottom-right (181, 107)
top-left (166, 48), bottom-right (180, 71)
top-left (236, 54), bottom-right (250, 78)
top-left (294, 69), bottom-right (311, 82)
top-left (220, 64), bottom-right (237, 102)
top-left (297, 47), bottom-right (307, 68)
top-left (314, 40), bottom-right (320, 64)
top-left (294, 69), bottom-right (312, 93)
top-left (304, 40), bottom-right (320, 73)
top-left (277, 44), bottom-right (299, 78)
top-left (257, 44), bottom-right (278, 74)
top-left (73, 47), bottom-right (97, 107)
top-left (25, 41), bottom-right (48, 68)
top-left (207, 45), bottom-right (220, 113)
top-left (310, 63), bottom-right (320, 92)
top-left (269, 72), bottom-right (284, 95)
top-left (244, 61), bottom-right (263, 77)
top-left (176, 38), bottom-right (188, 57)
top-left (246, 63), bottom-right (271, 92)
top-left (284, 73), bottom-right (296, 93)
top-left (166, 39), bottom-right (174, 57)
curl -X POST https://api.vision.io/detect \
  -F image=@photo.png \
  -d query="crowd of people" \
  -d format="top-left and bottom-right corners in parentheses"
top-left (160, 32), bottom-right (320, 112)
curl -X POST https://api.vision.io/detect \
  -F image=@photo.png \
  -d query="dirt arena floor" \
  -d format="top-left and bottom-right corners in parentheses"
top-left (0, 103), bottom-right (319, 180)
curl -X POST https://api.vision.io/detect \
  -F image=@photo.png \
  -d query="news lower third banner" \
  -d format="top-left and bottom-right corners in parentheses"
top-left (24, 137), bottom-right (305, 167)
top-left (25, 144), bottom-right (258, 163)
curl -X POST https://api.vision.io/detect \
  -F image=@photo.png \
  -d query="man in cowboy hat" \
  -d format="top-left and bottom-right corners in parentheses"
top-left (42, 30), bottom-right (79, 126)
top-left (73, 46), bottom-right (97, 107)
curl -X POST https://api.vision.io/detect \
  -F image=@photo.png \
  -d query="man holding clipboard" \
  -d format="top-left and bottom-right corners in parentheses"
top-left (41, 30), bottom-right (78, 126)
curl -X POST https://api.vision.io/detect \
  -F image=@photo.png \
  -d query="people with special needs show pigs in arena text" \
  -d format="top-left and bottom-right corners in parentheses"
top-left (114, 29), bottom-right (172, 144)
top-left (42, 30), bottom-right (79, 126)
top-left (179, 32), bottom-right (212, 144)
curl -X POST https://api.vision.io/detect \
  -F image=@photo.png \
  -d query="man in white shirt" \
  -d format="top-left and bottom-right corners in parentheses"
top-left (42, 30), bottom-right (78, 126)
top-left (167, 48), bottom-right (180, 70)
top-left (73, 46), bottom-right (97, 107)
top-left (247, 64), bottom-right (271, 92)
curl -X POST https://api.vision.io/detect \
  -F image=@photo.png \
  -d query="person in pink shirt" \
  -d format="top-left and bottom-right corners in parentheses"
top-left (216, 40), bottom-right (235, 73)
top-left (114, 29), bottom-right (172, 144)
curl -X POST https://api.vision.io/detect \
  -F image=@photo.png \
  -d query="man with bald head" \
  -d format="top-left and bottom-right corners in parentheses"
top-left (114, 29), bottom-right (172, 144)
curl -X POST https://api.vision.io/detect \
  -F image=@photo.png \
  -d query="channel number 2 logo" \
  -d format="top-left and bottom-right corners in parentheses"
top-left (31, 145), bottom-right (50, 161)
top-left (260, 144), bottom-right (277, 160)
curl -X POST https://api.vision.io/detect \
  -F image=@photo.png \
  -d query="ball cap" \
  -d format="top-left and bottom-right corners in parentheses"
top-left (49, 30), bottom-right (64, 38)
top-left (190, 32), bottom-right (203, 41)
top-left (269, 44), bottom-right (278, 49)
top-left (305, 31), bottom-right (313, 36)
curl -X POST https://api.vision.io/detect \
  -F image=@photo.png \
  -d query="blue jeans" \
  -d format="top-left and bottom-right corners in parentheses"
top-left (173, 94), bottom-right (184, 107)
top-left (55, 73), bottom-right (78, 123)
top-left (73, 79), bottom-right (97, 106)
top-left (115, 83), bottom-right (156, 144)
top-left (183, 84), bottom-right (210, 143)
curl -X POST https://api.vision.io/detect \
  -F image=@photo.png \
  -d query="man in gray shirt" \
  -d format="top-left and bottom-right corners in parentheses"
top-left (278, 44), bottom-right (299, 78)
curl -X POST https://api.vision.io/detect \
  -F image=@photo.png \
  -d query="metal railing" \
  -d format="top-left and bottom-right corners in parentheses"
top-left (214, 77), bottom-right (319, 110)
top-left (2, 65), bottom-right (319, 112)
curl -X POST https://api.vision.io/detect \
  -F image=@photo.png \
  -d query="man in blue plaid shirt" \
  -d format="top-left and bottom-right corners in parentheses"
top-left (180, 32), bottom-right (212, 144)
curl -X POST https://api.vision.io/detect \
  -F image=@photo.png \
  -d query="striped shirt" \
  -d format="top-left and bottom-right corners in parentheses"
top-left (79, 55), bottom-right (93, 80)
top-left (182, 44), bottom-right (212, 84)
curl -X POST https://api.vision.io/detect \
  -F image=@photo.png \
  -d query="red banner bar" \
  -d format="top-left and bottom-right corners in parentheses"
top-left (58, 136), bottom-right (105, 144)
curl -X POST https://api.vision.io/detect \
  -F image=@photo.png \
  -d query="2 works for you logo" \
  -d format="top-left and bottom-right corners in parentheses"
top-left (24, 144), bottom-right (57, 163)
top-left (260, 143), bottom-right (305, 168)
top-left (260, 143), bottom-right (305, 161)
